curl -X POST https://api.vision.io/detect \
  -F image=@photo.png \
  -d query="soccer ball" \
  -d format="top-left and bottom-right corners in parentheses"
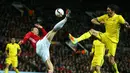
top-left (55, 8), bottom-right (64, 17)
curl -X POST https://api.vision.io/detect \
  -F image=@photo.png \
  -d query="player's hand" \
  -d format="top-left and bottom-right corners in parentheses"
top-left (6, 54), bottom-right (9, 57)
top-left (100, 21), bottom-right (105, 24)
top-left (127, 26), bottom-right (130, 28)
top-left (17, 53), bottom-right (21, 56)
top-left (90, 52), bottom-right (93, 56)
top-left (35, 24), bottom-right (43, 29)
top-left (18, 40), bottom-right (23, 45)
top-left (125, 24), bottom-right (130, 28)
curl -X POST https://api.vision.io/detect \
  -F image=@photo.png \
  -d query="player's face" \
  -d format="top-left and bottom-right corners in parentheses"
top-left (107, 7), bottom-right (113, 16)
top-left (11, 38), bottom-right (15, 43)
top-left (33, 28), bottom-right (39, 35)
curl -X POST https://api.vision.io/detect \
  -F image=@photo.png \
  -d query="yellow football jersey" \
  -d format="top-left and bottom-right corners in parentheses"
top-left (97, 14), bottom-right (125, 43)
top-left (6, 43), bottom-right (21, 57)
top-left (92, 40), bottom-right (105, 57)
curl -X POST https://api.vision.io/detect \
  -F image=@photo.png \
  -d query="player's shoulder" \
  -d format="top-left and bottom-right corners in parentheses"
top-left (25, 31), bottom-right (33, 36)
top-left (14, 43), bottom-right (20, 46)
top-left (27, 31), bottom-right (33, 34)
top-left (115, 14), bottom-right (124, 19)
top-left (25, 31), bottom-right (32, 34)
top-left (98, 14), bottom-right (108, 18)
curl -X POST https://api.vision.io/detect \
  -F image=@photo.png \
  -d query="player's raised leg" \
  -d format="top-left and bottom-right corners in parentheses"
top-left (69, 31), bottom-right (92, 44)
top-left (42, 9), bottom-right (71, 73)
top-left (46, 9), bottom-right (71, 42)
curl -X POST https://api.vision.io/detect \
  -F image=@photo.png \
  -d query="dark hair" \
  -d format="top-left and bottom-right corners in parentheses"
top-left (107, 4), bottom-right (120, 13)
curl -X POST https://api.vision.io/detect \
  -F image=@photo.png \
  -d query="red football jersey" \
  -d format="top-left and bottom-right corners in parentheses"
top-left (21, 28), bottom-right (47, 52)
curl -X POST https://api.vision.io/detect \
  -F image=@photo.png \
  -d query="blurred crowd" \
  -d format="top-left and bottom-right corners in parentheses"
top-left (0, 43), bottom-right (130, 73)
top-left (0, 4), bottom-right (130, 73)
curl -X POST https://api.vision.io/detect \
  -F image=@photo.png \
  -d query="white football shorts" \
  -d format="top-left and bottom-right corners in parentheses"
top-left (36, 36), bottom-right (51, 62)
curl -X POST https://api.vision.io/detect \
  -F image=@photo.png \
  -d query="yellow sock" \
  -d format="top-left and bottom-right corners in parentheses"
top-left (4, 68), bottom-right (8, 73)
top-left (93, 71), bottom-right (97, 73)
top-left (112, 63), bottom-right (119, 73)
top-left (15, 69), bottom-right (19, 73)
top-left (94, 71), bottom-right (101, 73)
top-left (77, 32), bottom-right (91, 42)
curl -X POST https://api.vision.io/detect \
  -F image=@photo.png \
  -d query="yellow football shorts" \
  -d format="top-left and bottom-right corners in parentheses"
top-left (5, 56), bottom-right (18, 67)
top-left (91, 40), bottom-right (105, 67)
top-left (96, 32), bottom-right (117, 56)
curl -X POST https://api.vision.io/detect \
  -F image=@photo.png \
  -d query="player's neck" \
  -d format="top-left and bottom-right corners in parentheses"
top-left (109, 13), bottom-right (115, 17)
top-left (111, 13), bottom-right (115, 17)
top-left (11, 43), bottom-right (15, 44)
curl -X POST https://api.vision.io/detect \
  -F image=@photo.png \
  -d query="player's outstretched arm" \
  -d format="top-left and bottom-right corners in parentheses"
top-left (125, 21), bottom-right (130, 28)
top-left (17, 49), bottom-right (21, 56)
top-left (91, 18), bottom-right (105, 25)
top-left (35, 24), bottom-right (43, 28)
top-left (18, 32), bottom-right (32, 45)
top-left (35, 24), bottom-right (47, 36)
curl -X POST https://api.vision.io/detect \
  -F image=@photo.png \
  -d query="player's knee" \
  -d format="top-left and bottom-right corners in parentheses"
top-left (46, 31), bottom-right (56, 42)
top-left (90, 66), bottom-right (95, 73)
top-left (89, 29), bottom-right (94, 34)
top-left (90, 69), bottom-right (94, 73)
top-left (51, 29), bottom-right (57, 33)
top-left (5, 64), bottom-right (9, 68)
top-left (48, 63), bottom-right (54, 72)
top-left (13, 67), bottom-right (17, 70)
top-left (89, 29), bottom-right (98, 36)
top-left (95, 66), bottom-right (100, 72)
top-left (48, 66), bottom-right (54, 72)
top-left (109, 56), bottom-right (115, 64)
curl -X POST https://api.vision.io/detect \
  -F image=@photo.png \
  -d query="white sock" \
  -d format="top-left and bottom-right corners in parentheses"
top-left (48, 71), bottom-right (53, 73)
top-left (53, 17), bottom-right (67, 31)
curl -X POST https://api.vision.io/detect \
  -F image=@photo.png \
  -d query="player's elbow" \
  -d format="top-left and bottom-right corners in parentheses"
top-left (19, 49), bottom-right (22, 53)
top-left (91, 18), bottom-right (96, 23)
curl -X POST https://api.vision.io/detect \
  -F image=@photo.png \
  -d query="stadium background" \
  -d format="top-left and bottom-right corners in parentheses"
top-left (0, 0), bottom-right (130, 73)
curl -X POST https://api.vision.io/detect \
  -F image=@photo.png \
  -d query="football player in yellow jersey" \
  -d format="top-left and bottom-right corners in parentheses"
top-left (4, 38), bottom-right (21, 73)
top-left (69, 33), bottom-right (105, 73)
top-left (69, 4), bottom-right (130, 73)
top-left (90, 4), bottom-right (130, 73)
top-left (90, 40), bottom-right (105, 73)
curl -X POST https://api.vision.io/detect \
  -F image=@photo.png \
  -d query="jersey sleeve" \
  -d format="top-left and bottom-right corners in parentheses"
top-left (40, 27), bottom-right (47, 38)
top-left (118, 15), bottom-right (125, 24)
top-left (97, 14), bottom-right (107, 22)
top-left (21, 32), bottom-right (32, 44)
top-left (17, 44), bottom-right (21, 50)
